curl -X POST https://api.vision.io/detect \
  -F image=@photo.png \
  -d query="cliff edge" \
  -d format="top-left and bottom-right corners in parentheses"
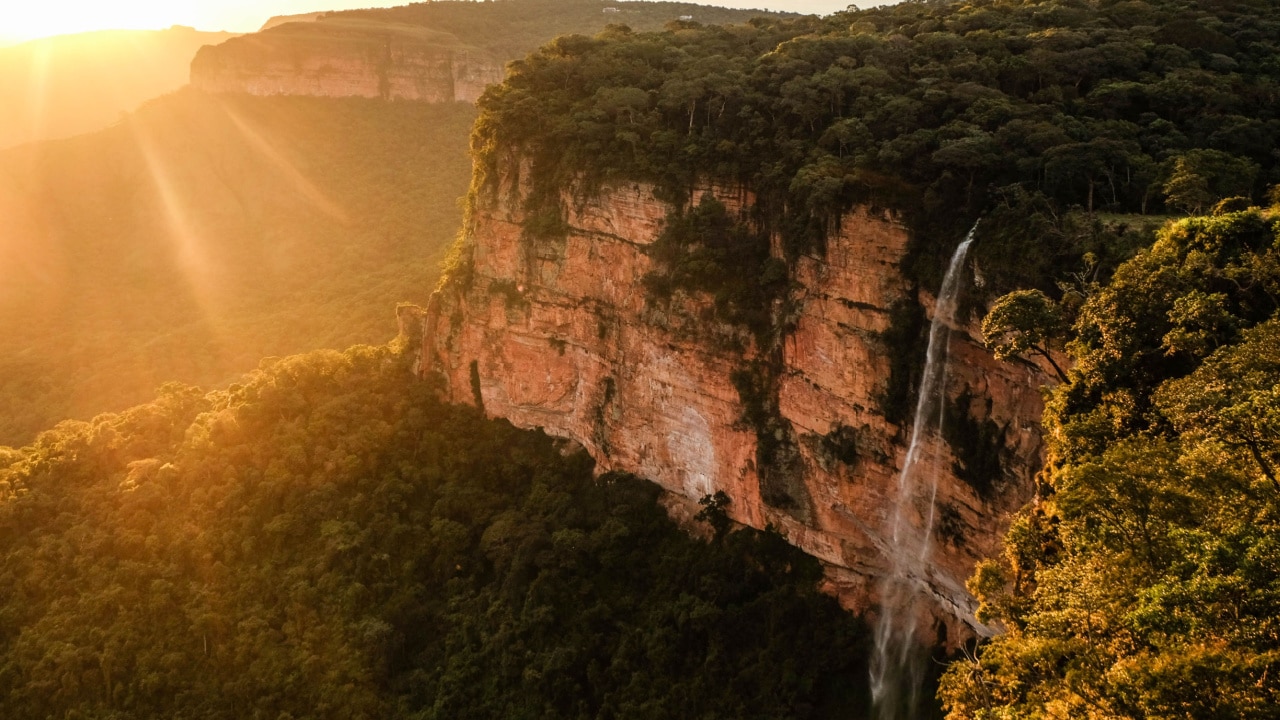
top-left (410, 177), bottom-right (1048, 643)
top-left (190, 19), bottom-right (503, 103)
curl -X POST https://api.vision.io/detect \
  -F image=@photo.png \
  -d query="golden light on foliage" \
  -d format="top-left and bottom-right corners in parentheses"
top-left (221, 106), bottom-right (348, 224)
top-left (0, 89), bottom-right (475, 444)
top-left (127, 116), bottom-right (219, 316)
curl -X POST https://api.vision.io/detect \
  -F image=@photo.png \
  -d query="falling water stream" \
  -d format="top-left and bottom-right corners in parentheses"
top-left (868, 225), bottom-right (977, 720)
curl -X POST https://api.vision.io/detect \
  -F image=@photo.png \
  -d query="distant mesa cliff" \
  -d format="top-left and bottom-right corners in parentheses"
top-left (405, 174), bottom-right (1050, 644)
top-left (191, 19), bottom-right (504, 103)
top-left (259, 12), bottom-right (326, 32)
top-left (191, 2), bottom-right (786, 104)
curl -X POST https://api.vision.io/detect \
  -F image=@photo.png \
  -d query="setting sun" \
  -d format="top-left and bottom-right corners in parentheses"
top-left (3, 2), bottom-right (180, 42)
top-left (0, 0), bottom-right (403, 44)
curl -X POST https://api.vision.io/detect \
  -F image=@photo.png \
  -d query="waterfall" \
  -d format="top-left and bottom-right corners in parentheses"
top-left (868, 225), bottom-right (976, 720)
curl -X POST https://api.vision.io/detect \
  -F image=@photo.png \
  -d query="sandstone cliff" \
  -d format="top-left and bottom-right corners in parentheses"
top-left (409, 179), bottom-right (1049, 643)
top-left (191, 20), bottom-right (503, 103)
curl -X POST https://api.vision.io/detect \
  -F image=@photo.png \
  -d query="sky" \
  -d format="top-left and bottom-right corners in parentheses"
top-left (0, 0), bottom-right (874, 46)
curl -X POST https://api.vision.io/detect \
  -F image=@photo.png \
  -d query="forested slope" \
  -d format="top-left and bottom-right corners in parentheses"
top-left (6, 2), bottom-right (1280, 718)
top-left (0, 90), bottom-right (474, 446)
top-left (942, 205), bottom-right (1280, 717)
top-left (0, 1), bottom-right (798, 449)
top-left (0, 343), bottom-right (872, 719)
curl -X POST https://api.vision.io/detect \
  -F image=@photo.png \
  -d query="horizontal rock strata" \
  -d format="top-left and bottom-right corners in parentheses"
top-left (191, 21), bottom-right (503, 102)
top-left (411, 180), bottom-right (1047, 642)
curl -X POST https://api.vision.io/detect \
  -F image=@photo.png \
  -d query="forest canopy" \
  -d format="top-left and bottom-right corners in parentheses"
top-left (0, 343), bottom-right (874, 719)
top-left (8, 2), bottom-right (1280, 718)
top-left (468, 0), bottom-right (1280, 293)
top-left (942, 206), bottom-right (1280, 717)
top-left (332, 0), bottom-right (793, 60)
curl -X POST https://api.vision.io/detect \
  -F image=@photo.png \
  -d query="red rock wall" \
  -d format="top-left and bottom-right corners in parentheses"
top-left (415, 181), bottom-right (1047, 641)
top-left (190, 33), bottom-right (503, 102)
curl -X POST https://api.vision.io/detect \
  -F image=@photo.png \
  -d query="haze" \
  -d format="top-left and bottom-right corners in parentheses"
top-left (0, 0), bottom-right (871, 45)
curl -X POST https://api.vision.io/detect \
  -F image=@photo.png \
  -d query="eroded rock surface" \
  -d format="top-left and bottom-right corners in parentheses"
top-left (410, 181), bottom-right (1047, 642)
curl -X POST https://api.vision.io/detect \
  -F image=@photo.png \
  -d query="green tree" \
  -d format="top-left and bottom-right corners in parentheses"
top-left (1163, 155), bottom-right (1216, 213)
top-left (1163, 149), bottom-right (1260, 214)
top-left (1156, 319), bottom-right (1280, 490)
top-left (981, 289), bottom-right (1069, 381)
top-left (941, 210), bottom-right (1280, 719)
top-left (0, 341), bottom-right (875, 719)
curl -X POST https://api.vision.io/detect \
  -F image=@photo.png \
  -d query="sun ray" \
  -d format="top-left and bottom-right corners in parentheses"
top-left (219, 103), bottom-right (348, 223)
top-left (124, 112), bottom-right (225, 339)
top-left (21, 41), bottom-right (53, 147)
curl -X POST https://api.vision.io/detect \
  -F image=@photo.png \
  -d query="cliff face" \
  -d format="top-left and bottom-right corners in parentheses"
top-left (411, 180), bottom-right (1047, 642)
top-left (190, 22), bottom-right (503, 103)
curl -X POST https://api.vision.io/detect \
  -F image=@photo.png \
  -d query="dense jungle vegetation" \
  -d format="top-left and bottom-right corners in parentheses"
top-left (470, 0), bottom-right (1280, 299)
top-left (0, 91), bottom-right (475, 446)
top-left (7, 2), bottom-right (1280, 718)
top-left (0, 343), bottom-right (873, 719)
top-left (944, 206), bottom-right (1280, 717)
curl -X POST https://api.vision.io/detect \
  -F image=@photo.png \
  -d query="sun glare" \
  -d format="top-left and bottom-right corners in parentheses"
top-left (0, 1), bottom-right (415, 44)
top-left (1, 2), bottom-right (184, 43)
top-left (0, 1), bottom-right (862, 46)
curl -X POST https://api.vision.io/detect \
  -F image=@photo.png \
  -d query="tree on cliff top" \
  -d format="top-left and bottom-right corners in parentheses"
top-left (464, 0), bottom-right (1280, 301)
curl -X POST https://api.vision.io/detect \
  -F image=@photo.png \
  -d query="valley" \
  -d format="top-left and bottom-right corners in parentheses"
top-left (2, 0), bottom-right (1279, 718)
